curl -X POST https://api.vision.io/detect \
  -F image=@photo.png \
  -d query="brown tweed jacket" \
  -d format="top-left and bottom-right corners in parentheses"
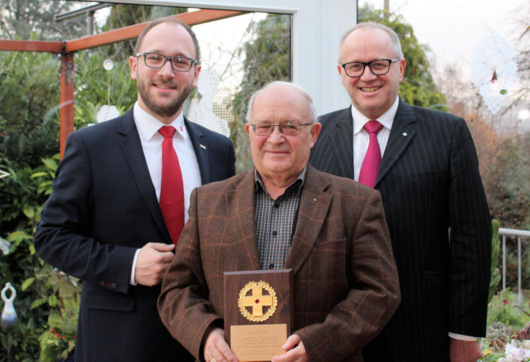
top-left (158, 166), bottom-right (400, 361)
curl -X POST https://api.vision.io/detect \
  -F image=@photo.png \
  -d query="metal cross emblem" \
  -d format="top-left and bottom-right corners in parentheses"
top-left (242, 285), bottom-right (274, 317)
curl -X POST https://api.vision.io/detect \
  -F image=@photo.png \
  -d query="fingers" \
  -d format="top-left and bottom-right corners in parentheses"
top-left (135, 242), bottom-right (175, 286)
top-left (149, 242), bottom-right (175, 252)
top-left (272, 335), bottom-right (307, 362)
top-left (204, 328), bottom-right (238, 362)
top-left (282, 334), bottom-right (301, 351)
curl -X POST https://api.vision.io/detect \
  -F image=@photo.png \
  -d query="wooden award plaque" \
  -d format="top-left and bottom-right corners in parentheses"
top-left (224, 269), bottom-right (293, 361)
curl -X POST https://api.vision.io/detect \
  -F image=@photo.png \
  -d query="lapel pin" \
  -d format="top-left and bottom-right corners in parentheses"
top-left (403, 132), bottom-right (408, 136)
top-left (200, 144), bottom-right (206, 150)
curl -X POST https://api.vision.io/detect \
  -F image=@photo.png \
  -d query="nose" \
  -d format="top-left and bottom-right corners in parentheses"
top-left (268, 126), bottom-right (285, 143)
top-left (360, 65), bottom-right (377, 81)
top-left (158, 59), bottom-right (175, 77)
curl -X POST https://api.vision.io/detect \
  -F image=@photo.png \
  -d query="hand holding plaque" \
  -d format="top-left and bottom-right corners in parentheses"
top-left (224, 269), bottom-right (293, 362)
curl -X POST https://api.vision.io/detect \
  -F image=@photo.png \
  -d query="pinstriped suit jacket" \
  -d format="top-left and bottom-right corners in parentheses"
top-left (158, 166), bottom-right (401, 361)
top-left (309, 100), bottom-right (492, 361)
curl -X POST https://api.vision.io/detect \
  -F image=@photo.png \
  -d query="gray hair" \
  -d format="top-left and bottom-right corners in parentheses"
top-left (338, 22), bottom-right (404, 63)
top-left (245, 81), bottom-right (317, 124)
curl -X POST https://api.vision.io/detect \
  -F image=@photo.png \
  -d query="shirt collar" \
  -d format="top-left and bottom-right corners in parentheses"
top-left (133, 102), bottom-right (188, 141)
top-left (351, 96), bottom-right (400, 135)
top-left (254, 167), bottom-right (307, 194)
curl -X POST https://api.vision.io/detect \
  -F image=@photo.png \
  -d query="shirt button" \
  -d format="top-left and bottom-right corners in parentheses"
top-left (268, 264), bottom-right (275, 269)
top-left (274, 203), bottom-right (280, 208)
top-left (272, 231), bottom-right (277, 236)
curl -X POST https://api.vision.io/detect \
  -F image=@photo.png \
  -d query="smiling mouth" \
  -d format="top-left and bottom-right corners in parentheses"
top-left (155, 83), bottom-right (176, 90)
top-left (360, 86), bottom-right (382, 92)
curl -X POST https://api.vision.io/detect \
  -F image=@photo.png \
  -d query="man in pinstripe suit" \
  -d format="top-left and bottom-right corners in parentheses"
top-left (309, 23), bottom-right (492, 361)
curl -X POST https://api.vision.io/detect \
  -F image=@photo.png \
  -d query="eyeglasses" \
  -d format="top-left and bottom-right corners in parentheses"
top-left (136, 52), bottom-right (198, 72)
top-left (341, 58), bottom-right (400, 78)
top-left (251, 122), bottom-right (313, 136)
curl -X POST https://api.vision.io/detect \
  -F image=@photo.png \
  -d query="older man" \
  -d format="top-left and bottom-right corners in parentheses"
top-left (158, 81), bottom-right (400, 362)
top-left (309, 22), bottom-right (492, 361)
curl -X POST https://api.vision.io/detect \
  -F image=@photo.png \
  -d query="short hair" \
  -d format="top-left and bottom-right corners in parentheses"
top-left (134, 17), bottom-right (201, 63)
top-left (245, 81), bottom-right (317, 124)
top-left (338, 22), bottom-right (404, 63)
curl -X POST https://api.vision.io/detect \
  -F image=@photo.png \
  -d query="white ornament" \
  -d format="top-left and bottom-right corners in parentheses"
top-left (187, 69), bottom-right (231, 137)
top-left (471, 31), bottom-right (517, 114)
top-left (96, 105), bottom-right (120, 123)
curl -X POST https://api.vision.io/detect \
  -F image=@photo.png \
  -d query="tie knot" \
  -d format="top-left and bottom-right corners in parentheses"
top-left (364, 120), bottom-right (383, 134)
top-left (159, 126), bottom-right (176, 139)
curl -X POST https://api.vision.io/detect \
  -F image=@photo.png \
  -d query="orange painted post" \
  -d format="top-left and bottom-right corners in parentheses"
top-left (59, 52), bottom-right (75, 159)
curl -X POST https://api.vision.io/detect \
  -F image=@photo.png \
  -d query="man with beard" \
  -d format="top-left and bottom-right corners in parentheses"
top-left (34, 18), bottom-right (235, 362)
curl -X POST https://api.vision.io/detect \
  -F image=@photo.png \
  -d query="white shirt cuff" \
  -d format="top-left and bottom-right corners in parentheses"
top-left (130, 249), bottom-right (141, 286)
top-left (448, 332), bottom-right (478, 341)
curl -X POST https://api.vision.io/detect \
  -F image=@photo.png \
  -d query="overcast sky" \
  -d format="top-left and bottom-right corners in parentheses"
top-left (362, 0), bottom-right (528, 71)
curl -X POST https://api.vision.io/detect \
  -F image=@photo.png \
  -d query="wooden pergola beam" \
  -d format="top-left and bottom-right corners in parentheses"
top-left (0, 40), bottom-right (64, 53)
top-left (65, 9), bottom-right (243, 52)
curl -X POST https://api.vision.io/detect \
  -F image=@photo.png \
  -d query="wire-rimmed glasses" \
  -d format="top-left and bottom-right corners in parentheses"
top-left (251, 122), bottom-right (313, 136)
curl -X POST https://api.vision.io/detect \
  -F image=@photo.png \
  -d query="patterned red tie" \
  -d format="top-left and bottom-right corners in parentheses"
top-left (158, 126), bottom-right (185, 245)
top-left (359, 120), bottom-right (384, 188)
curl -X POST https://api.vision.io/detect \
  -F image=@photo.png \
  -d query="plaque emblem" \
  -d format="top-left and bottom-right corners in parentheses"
top-left (238, 281), bottom-right (277, 322)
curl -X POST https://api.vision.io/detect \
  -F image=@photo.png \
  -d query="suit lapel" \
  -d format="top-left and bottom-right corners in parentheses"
top-left (229, 171), bottom-right (261, 269)
top-left (376, 100), bottom-right (417, 186)
top-left (186, 119), bottom-right (210, 184)
top-left (285, 167), bottom-right (333, 274)
top-left (326, 109), bottom-right (355, 179)
top-left (117, 110), bottom-right (170, 241)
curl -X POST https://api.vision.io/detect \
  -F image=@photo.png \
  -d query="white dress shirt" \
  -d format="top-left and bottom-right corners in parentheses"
top-left (130, 102), bottom-right (202, 285)
top-left (352, 96), bottom-right (399, 181)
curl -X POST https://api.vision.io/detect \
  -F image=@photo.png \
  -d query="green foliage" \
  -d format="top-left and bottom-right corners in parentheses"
top-left (358, 5), bottom-right (447, 110)
top-left (488, 133), bottom-right (530, 231)
top-left (489, 220), bottom-right (501, 302)
top-left (488, 290), bottom-right (530, 330)
top-left (0, 39), bottom-right (136, 362)
top-left (73, 50), bottom-right (137, 128)
top-left (0, 52), bottom-right (60, 168)
top-left (231, 14), bottom-right (292, 172)
top-left (0, 0), bottom-right (85, 40)
top-left (38, 271), bottom-right (80, 362)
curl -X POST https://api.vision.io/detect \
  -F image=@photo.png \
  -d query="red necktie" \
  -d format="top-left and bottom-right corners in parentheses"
top-left (359, 120), bottom-right (384, 188)
top-left (158, 126), bottom-right (185, 245)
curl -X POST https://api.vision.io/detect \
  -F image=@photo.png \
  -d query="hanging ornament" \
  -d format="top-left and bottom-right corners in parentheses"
top-left (97, 59), bottom-right (119, 123)
top-left (471, 31), bottom-right (517, 114)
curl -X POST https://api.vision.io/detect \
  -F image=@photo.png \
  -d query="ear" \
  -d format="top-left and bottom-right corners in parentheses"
top-left (245, 122), bottom-right (251, 136)
top-left (398, 58), bottom-right (406, 81)
top-left (129, 56), bottom-right (138, 80)
top-left (192, 64), bottom-right (202, 87)
top-left (309, 122), bottom-right (322, 147)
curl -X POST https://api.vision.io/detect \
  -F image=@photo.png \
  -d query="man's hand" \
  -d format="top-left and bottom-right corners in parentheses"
top-left (134, 242), bottom-right (175, 286)
top-left (204, 328), bottom-right (238, 362)
top-left (271, 334), bottom-right (307, 362)
top-left (449, 338), bottom-right (483, 362)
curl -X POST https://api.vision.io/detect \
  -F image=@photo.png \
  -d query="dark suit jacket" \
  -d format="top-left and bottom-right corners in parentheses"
top-left (34, 108), bottom-right (235, 362)
top-left (158, 166), bottom-right (401, 362)
top-left (309, 100), bottom-right (492, 361)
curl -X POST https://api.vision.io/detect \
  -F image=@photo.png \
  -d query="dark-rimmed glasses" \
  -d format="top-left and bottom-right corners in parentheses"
top-left (341, 58), bottom-right (400, 78)
top-left (136, 52), bottom-right (198, 72)
top-left (251, 122), bottom-right (313, 136)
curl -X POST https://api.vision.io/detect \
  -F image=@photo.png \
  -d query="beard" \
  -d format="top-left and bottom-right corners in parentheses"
top-left (137, 79), bottom-right (193, 118)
